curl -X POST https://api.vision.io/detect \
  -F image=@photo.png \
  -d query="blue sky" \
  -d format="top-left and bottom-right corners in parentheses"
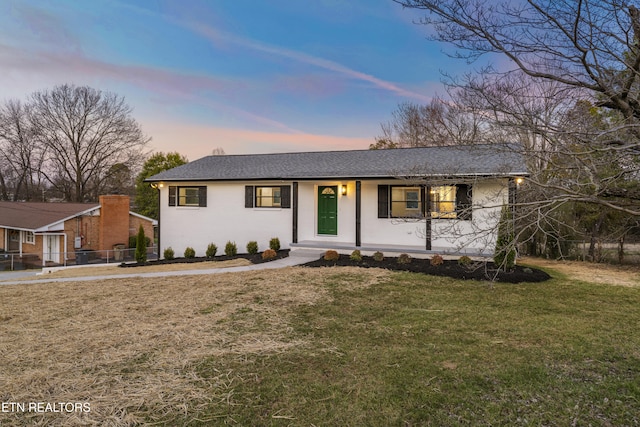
top-left (0, 0), bottom-right (466, 160)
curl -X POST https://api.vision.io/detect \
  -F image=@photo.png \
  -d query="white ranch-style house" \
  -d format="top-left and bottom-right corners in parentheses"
top-left (146, 144), bottom-right (527, 258)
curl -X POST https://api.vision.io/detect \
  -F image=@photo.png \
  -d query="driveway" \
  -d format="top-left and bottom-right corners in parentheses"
top-left (0, 251), bottom-right (321, 286)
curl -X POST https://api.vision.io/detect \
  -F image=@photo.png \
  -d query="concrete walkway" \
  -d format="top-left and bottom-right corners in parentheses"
top-left (0, 250), bottom-right (322, 286)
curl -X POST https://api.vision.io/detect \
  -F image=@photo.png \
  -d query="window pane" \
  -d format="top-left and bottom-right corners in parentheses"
top-left (391, 186), bottom-right (422, 218)
top-left (431, 185), bottom-right (456, 218)
top-left (178, 187), bottom-right (200, 206)
top-left (256, 187), bottom-right (281, 207)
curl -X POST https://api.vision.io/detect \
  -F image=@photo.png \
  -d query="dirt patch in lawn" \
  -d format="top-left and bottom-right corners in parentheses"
top-left (520, 257), bottom-right (640, 287)
top-left (302, 254), bottom-right (551, 283)
top-left (0, 267), bottom-right (390, 426)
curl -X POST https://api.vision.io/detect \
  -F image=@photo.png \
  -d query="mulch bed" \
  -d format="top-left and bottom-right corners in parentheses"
top-left (119, 249), bottom-right (291, 268)
top-left (120, 249), bottom-right (550, 283)
top-left (302, 254), bottom-right (551, 283)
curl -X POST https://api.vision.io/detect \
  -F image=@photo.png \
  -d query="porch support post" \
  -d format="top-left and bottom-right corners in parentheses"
top-left (355, 180), bottom-right (361, 247)
top-left (292, 182), bottom-right (298, 244)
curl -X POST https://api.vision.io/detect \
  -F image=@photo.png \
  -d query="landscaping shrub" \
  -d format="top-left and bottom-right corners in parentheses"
top-left (457, 255), bottom-right (472, 267)
top-left (269, 237), bottom-right (281, 251)
top-left (225, 241), bottom-right (237, 256)
top-left (261, 249), bottom-right (277, 260)
top-left (494, 205), bottom-right (516, 271)
top-left (206, 243), bottom-right (217, 258)
top-left (163, 247), bottom-right (175, 260)
top-left (184, 247), bottom-right (196, 258)
top-left (246, 241), bottom-right (259, 255)
top-left (324, 250), bottom-right (340, 261)
top-left (397, 253), bottom-right (412, 264)
top-left (373, 251), bottom-right (384, 262)
top-left (350, 249), bottom-right (362, 262)
top-left (135, 225), bottom-right (147, 264)
top-left (430, 254), bottom-right (444, 266)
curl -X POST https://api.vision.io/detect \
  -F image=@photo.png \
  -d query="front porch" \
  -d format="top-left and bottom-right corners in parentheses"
top-left (290, 240), bottom-right (492, 259)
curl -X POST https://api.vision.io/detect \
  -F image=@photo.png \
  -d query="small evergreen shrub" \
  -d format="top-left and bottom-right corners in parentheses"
top-left (457, 255), bottom-right (472, 267)
top-left (129, 234), bottom-right (151, 248)
top-left (163, 247), bottom-right (175, 260)
top-left (397, 253), bottom-right (412, 264)
top-left (262, 249), bottom-right (277, 260)
top-left (324, 250), bottom-right (340, 261)
top-left (494, 205), bottom-right (516, 271)
top-left (350, 249), bottom-right (362, 262)
top-left (430, 254), bottom-right (444, 266)
top-left (184, 247), bottom-right (196, 258)
top-left (269, 237), bottom-right (281, 251)
top-left (206, 243), bottom-right (217, 258)
top-left (135, 225), bottom-right (147, 264)
top-left (246, 241), bottom-right (259, 255)
top-left (225, 241), bottom-right (237, 256)
top-left (373, 251), bottom-right (384, 262)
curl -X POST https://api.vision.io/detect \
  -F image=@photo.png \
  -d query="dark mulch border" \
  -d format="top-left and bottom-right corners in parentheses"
top-left (302, 254), bottom-right (551, 283)
top-left (119, 250), bottom-right (290, 268)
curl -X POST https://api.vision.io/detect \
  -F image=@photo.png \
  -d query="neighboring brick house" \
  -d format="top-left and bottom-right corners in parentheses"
top-left (0, 195), bottom-right (156, 266)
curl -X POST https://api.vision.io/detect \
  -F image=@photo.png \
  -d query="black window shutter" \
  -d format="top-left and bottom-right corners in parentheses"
top-left (198, 186), bottom-right (207, 207)
top-left (456, 184), bottom-right (472, 220)
top-left (168, 186), bottom-right (176, 206)
top-left (245, 186), bottom-right (254, 208)
top-left (280, 186), bottom-right (291, 208)
top-left (378, 185), bottom-right (389, 218)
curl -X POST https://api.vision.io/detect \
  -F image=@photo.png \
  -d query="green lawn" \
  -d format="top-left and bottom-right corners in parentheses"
top-left (1, 264), bottom-right (638, 426)
top-left (182, 269), bottom-right (640, 426)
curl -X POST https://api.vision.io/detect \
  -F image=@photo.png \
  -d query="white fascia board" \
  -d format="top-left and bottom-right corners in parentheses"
top-left (129, 211), bottom-right (158, 226)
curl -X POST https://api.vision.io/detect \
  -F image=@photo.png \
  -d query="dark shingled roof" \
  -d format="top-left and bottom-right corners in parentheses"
top-left (0, 202), bottom-right (100, 230)
top-left (147, 144), bottom-right (528, 182)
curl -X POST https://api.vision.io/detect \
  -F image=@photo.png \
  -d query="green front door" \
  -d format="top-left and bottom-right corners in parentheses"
top-left (318, 186), bottom-right (338, 235)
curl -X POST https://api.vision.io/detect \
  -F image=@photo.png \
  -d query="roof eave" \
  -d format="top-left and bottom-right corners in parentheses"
top-left (145, 171), bottom-right (529, 183)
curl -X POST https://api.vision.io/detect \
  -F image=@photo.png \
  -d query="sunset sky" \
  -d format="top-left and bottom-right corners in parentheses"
top-left (0, 0), bottom-right (469, 161)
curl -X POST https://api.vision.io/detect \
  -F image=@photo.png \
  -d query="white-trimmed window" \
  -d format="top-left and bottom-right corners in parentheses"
top-left (390, 186), bottom-right (424, 218)
top-left (255, 186), bottom-right (282, 207)
top-left (168, 186), bottom-right (207, 207)
top-left (244, 185), bottom-right (291, 209)
top-left (378, 184), bottom-right (472, 220)
top-left (22, 231), bottom-right (35, 244)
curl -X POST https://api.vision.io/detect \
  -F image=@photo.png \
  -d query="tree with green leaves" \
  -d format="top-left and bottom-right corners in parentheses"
top-left (134, 152), bottom-right (188, 219)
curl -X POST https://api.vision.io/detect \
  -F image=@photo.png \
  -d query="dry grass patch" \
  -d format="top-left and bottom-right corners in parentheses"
top-left (0, 266), bottom-right (389, 426)
top-left (34, 258), bottom-right (253, 279)
top-left (521, 257), bottom-right (640, 287)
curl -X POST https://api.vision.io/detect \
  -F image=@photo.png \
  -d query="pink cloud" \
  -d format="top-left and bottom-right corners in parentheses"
top-left (143, 119), bottom-right (374, 160)
top-left (0, 43), bottom-right (302, 134)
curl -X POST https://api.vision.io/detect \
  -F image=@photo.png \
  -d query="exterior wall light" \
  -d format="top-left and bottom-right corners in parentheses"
top-left (515, 177), bottom-right (524, 185)
top-left (341, 184), bottom-right (347, 196)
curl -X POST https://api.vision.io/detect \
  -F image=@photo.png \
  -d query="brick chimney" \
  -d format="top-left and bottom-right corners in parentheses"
top-left (99, 195), bottom-right (130, 251)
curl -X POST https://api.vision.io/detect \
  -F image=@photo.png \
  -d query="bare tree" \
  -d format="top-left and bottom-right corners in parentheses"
top-left (373, 97), bottom-right (483, 149)
top-left (29, 84), bottom-right (149, 202)
top-left (388, 0), bottom-right (640, 261)
top-left (0, 100), bottom-right (47, 201)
